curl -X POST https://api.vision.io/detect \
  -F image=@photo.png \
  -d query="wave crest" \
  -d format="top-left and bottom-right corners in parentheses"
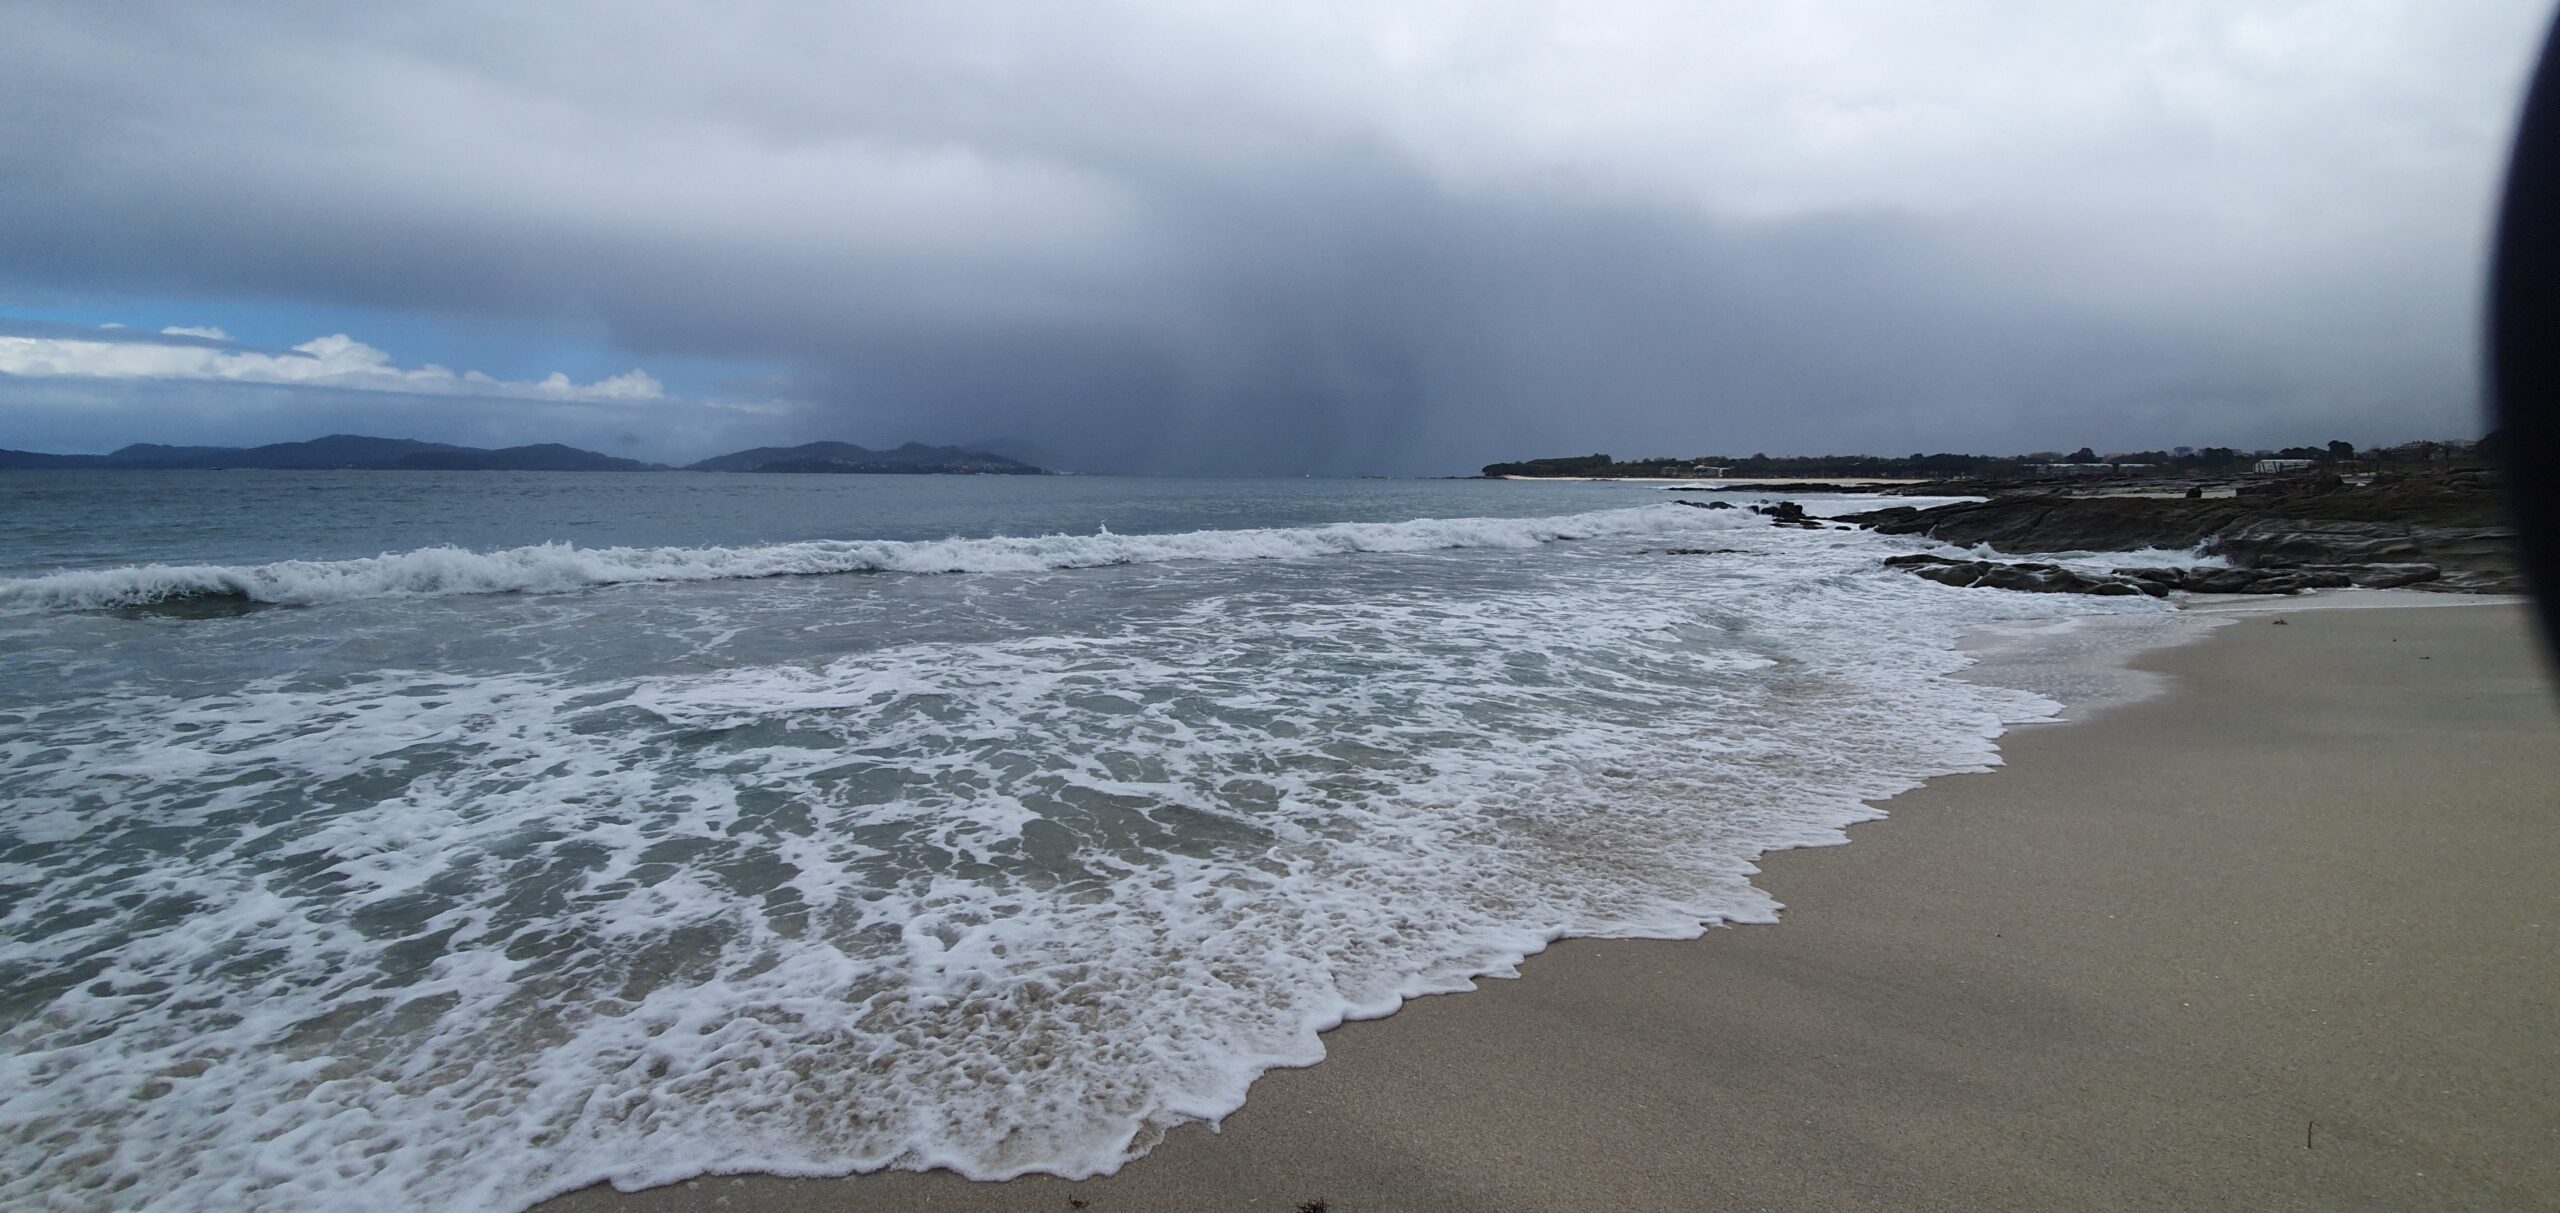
top-left (0, 504), bottom-right (1749, 613)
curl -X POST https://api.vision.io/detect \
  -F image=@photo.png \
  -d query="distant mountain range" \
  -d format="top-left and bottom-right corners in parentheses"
top-left (684, 441), bottom-right (1043, 475)
top-left (0, 435), bottom-right (1047, 474)
top-left (0, 434), bottom-right (655, 472)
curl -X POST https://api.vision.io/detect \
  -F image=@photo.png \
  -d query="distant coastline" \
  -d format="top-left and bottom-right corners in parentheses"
top-left (682, 440), bottom-right (1043, 476)
top-left (1480, 438), bottom-right (2496, 483)
top-left (0, 434), bottom-right (1047, 475)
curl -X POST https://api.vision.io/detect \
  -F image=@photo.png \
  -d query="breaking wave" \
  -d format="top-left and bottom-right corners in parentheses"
top-left (0, 503), bottom-right (1748, 614)
top-left (0, 542), bottom-right (2178, 1212)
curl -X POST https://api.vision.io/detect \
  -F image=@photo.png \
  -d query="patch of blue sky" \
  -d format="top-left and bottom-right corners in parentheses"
top-left (0, 297), bottom-right (773, 403)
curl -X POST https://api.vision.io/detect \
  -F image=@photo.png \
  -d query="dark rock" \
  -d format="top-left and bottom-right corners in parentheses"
top-left (1914, 564), bottom-right (1986, 588)
top-left (1841, 493), bottom-right (2228, 551)
top-left (2175, 568), bottom-right (2352, 594)
top-left (2207, 520), bottom-right (2512, 575)
top-left (1884, 554), bottom-right (2166, 597)
top-left (1839, 471), bottom-right (2516, 593)
top-left (1851, 505), bottom-right (1923, 527)
top-left (2105, 563), bottom-right (2440, 594)
top-left (2112, 566), bottom-right (2191, 587)
top-left (2290, 563), bottom-right (2443, 589)
top-left (1973, 563), bottom-right (2057, 592)
top-left (1749, 501), bottom-right (1822, 528)
top-left (2209, 519), bottom-right (2420, 564)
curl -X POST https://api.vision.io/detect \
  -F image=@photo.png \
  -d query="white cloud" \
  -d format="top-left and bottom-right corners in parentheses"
top-left (0, 329), bottom-right (666, 404)
top-left (159, 325), bottom-right (229, 340)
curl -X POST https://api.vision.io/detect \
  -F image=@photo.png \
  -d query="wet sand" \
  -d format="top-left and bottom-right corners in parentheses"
top-left (544, 601), bottom-right (2558, 1212)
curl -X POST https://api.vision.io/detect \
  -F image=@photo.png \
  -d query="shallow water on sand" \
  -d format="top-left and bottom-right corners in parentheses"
top-left (0, 472), bottom-right (2173, 1211)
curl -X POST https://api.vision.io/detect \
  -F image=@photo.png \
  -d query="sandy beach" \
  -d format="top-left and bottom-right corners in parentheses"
top-left (544, 600), bottom-right (2558, 1213)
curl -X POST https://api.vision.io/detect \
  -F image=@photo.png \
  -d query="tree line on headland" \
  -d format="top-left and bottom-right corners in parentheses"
top-left (1482, 433), bottom-right (2503, 480)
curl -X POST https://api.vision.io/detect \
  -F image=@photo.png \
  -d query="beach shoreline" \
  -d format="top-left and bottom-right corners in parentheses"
top-left (541, 599), bottom-right (2558, 1213)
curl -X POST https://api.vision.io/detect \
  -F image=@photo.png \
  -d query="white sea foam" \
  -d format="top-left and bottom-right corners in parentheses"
top-left (0, 524), bottom-right (2175, 1212)
top-left (0, 503), bottom-right (1737, 613)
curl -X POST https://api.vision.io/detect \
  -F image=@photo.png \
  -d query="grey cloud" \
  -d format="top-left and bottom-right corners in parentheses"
top-left (0, 1), bottom-right (2544, 472)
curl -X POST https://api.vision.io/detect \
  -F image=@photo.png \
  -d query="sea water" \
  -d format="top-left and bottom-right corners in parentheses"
top-left (0, 471), bottom-right (2177, 1211)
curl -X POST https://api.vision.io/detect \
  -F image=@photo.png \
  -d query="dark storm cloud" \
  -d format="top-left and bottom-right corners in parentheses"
top-left (0, 1), bottom-right (2544, 471)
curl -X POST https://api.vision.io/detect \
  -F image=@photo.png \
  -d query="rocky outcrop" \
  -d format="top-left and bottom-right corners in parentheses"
top-left (1844, 472), bottom-right (2504, 547)
top-left (1844, 471), bottom-right (2517, 593)
top-left (1670, 498), bottom-right (1827, 527)
top-left (1882, 556), bottom-right (2459, 597)
top-left (1882, 554), bottom-right (2163, 597)
top-left (1751, 501), bottom-right (1822, 528)
top-left (2111, 566), bottom-right (2352, 594)
top-left (2205, 519), bottom-right (2511, 573)
top-left (1846, 497), bottom-right (2233, 552)
top-left (2410, 571), bottom-right (2531, 595)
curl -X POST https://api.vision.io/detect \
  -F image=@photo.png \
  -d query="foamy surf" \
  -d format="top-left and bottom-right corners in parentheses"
top-left (0, 475), bottom-right (2189, 1213)
top-left (0, 503), bottom-right (1740, 613)
top-left (0, 537), bottom-right (2176, 1211)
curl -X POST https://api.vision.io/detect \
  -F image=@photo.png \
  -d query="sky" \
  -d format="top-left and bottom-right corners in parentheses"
top-left (1, 1), bottom-right (2550, 475)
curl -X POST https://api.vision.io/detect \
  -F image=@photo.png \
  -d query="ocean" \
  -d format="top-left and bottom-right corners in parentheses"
top-left (0, 471), bottom-right (2185, 1211)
